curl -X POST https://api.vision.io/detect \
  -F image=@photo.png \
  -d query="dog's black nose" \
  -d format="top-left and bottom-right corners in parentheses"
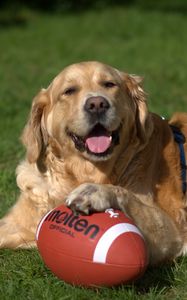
top-left (84, 96), bottom-right (110, 115)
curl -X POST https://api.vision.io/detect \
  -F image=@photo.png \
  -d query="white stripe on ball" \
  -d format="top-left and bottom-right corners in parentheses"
top-left (36, 209), bottom-right (53, 241)
top-left (93, 223), bottom-right (143, 264)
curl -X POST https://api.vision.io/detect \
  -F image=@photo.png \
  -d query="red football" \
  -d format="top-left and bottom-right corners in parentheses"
top-left (36, 205), bottom-right (148, 287)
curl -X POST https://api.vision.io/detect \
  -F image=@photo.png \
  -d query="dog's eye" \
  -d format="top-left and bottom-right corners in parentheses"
top-left (64, 87), bottom-right (77, 96)
top-left (103, 81), bottom-right (117, 88)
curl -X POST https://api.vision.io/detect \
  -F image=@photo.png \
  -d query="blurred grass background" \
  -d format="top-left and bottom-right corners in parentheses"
top-left (0, 0), bottom-right (187, 299)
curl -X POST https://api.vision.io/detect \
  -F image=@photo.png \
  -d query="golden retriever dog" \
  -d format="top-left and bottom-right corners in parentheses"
top-left (0, 61), bottom-right (187, 266)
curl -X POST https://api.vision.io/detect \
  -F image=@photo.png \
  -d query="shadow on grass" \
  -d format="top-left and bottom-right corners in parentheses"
top-left (113, 257), bottom-right (187, 295)
top-left (0, 0), bottom-right (187, 27)
top-left (138, 2), bottom-right (187, 16)
top-left (0, 9), bottom-right (28, 28)
top-left (135, 265), bottom-right (174, 294)
top-left (0, 0), bottom-right (187, 29)
top-left (133, 256), bottom-right (187, 295)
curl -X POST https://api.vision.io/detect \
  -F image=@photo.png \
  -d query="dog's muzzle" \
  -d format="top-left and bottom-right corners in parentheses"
top-left (67, 123), bottom-right (121, 157)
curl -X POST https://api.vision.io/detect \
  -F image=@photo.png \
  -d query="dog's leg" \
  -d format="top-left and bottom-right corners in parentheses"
top-left (66, 183), bottom-right (183, 265)
top-left (0, 193), bottom-right (50, 249)
top-left (116, 188), bottom-right (183, 265)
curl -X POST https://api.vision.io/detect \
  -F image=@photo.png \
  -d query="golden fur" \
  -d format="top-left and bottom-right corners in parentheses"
top-left (0, 61), bottom-right (187, 265)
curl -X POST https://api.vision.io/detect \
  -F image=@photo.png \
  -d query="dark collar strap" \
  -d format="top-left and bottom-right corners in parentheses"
top-left (170, 125), bottom-right (187, 195)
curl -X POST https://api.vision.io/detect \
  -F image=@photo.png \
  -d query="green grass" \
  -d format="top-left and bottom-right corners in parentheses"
top-left (1, 4), bottom-right (187, 299)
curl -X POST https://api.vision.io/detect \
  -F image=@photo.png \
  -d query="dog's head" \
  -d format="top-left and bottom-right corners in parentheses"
top-left (22, 61), bottom-right (152, 165)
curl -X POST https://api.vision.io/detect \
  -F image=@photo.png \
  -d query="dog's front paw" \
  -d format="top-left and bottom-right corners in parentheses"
top-left (66, 183), bottom-right (117, 215)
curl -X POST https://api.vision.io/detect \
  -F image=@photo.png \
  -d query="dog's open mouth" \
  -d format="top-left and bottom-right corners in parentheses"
top-left (67, 124), bottom-right (121, 157)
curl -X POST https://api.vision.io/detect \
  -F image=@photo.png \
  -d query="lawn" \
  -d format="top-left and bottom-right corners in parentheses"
top-left (0, 3), bottom-right (187, 299)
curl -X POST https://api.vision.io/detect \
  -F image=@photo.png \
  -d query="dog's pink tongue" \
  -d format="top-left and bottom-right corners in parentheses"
top-left (86, 136), bottom-right (111, 153)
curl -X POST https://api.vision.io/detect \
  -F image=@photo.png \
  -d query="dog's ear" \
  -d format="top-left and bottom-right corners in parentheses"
top-left (21, 89), bottom-right (49, 163)
top-left (124, 74), bottom-right (153, 142)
